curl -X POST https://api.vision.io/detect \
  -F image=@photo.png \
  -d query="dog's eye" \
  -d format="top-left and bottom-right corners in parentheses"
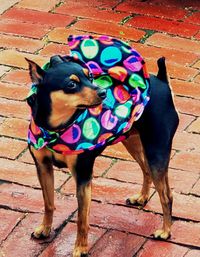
top-left (68, 81), bottom-right (78, 89)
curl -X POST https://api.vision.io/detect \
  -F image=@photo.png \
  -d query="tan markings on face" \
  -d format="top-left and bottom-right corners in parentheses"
top-left (82, 68), bottom-right (89, 77)
top-left (49, 88), bottom-right (101, 128)
top-left (69, 74), bottom-right (80, 82)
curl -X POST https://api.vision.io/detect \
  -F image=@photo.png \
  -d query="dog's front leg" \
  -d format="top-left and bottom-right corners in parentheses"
top-left (73, 181), bottom-right (92, 257)
top-left (30, 146), bottom-right (54, 238)
top-left (67, 153), bottom-right (95, 257)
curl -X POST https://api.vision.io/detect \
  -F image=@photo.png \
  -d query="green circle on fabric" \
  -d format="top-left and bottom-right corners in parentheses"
top-left (94, 75), bottom-right (113, 89)
top-left (81, 39), bottom-right (99, 59)
top-left (83, 117), bottom-right (100, 140)
top-left (129, 74), bottom-right (146, 89)
top-left (37, 137), bottom-right (44, 148)
top-left (100, 46), bottom-right (122, 66)
top-left (114, 101), bottom-right (131, 118)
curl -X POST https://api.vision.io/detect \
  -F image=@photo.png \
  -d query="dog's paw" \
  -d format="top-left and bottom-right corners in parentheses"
top-left (153, 229), bottom-right (171, 240)
top-left (31, 224), bottom-right (51, 239)
top-left (73, 246), bottom-right (88, 257)
top-left (126, 193), bottom-right (148, 207)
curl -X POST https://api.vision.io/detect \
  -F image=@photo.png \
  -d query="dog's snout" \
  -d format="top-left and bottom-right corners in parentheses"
top-left (97, 89), bottom-right (107, 100)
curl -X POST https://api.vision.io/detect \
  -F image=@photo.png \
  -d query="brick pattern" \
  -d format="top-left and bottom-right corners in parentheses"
top-left (0, 0), bottom-right (200, 256)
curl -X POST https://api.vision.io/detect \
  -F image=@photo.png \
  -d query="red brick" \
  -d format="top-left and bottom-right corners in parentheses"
top-left (0, 33), bottom-right (44, 53)
top-left (135, 43), bottom-right (199, 67)
top-left (0, 82), bottom-right (28, 100)
top-left (173, 132), bottom-right (200, 152)
top-left (171, 220), bottom-right (200, 247)
top-left (147, 191), bottom-right (200, 221)
top-left (146, 33), bottom-right (200, 54)
top-left (137, 239), bottom-right (188, 257)
top-left (177, 113), bottom-right (195, 132)
top-left (168, 168), bottom-right (199, 195)
top-left (0, 19), bottom-right (50, 39)
top-left (116, 2), bottom-right (187, 20)
top-left (102, 142), bottom-right (133, 160)
top-left (185, 250), bottom-right (200, 257)
top-left (81, 201), bottom-right (162, 236)
top-left (53, 0), bottom-right (118, 9)
top-left (146, 58), bottom-right (198, 81)
top-left (0, 65), bottom-right (10, 77)
top-left (0, 158), bottom-right (70, 189)
top-left (175, 96), bottom-right (200, 116)
top-left (93, 156), bottom-right (113, 177)
top-left (55, 5), bottom-right (127, 23)
top-left (186, 12), bottom-right (200, 25)
top-left (0, 117), bottom-right (28, 140)
top-left (194, 30), bottom-right (200, 40)
top-left (0, 98), bottom-right (29, 119)
top-left (149, 0), bottom-right (200, 10)
top-left (0, 49), bottom-right (48, 69)
top-left (3, 8), bottom-right (75, 28)
top-left (47, 27), bottom-right (72, 44)
top-left (0, 183), bottom-right (77, 214)
top-left (171, 80), bottom-right (200, 99)
top-left (18, 148), bottom-right (36, 164)
top-left (170, 152), bottom-right (200, 173)
top-left (194, 74), bottom-right (200, 83)
top-left (2, 69), bottom-right (31, 85)
top-left (0, 209), bottom-right (24, 244)
top-left (0, 137), bottom-right (27, 159)
top-left (106, 159), bottom-right (143, 184)
top-left (127, 16), bottom-right (200, 38)
top-left (90, 230), bottom-right (145, 257)
top-left (73, 20), bottom-right (145, 42)
top-left (191, 178), bottom-right (200, 196)
top-left (187, 117), bottom-right (200, 133)
top-left (17, 0), bottom-right (60, 12)
top-left (61, 177), bottom-right (152, 205)
top-left (40, 43), bottom-right (69, 57)
top-left (0, 210), bottom-right (76, 257)
top-left (193, 59), bottom-right (200, 69)
top-left (0, 0), bottom-right (18, 14)
top-left (40, 222), bottom-right (105, 257)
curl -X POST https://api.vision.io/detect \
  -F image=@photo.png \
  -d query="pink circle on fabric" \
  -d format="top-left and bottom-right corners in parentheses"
top-left (123, 56), bottom-right (142, 72)
top-left (114, 85), bottom-right (130, 103)
top-left (61, 124), bottom-right (81, 144)
top-left (101, 110), bottom-right (118, 130)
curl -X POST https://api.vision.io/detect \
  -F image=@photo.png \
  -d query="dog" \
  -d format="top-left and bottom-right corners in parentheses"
top-left (26, 35), bottom-right (179, 257)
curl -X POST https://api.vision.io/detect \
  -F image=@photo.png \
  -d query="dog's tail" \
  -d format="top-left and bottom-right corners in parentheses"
top-left (157, 57), bottom-right (169, 83)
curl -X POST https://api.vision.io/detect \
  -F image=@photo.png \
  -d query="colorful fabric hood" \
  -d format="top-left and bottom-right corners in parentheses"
top-left (28, 35), bottom-right (150, 155)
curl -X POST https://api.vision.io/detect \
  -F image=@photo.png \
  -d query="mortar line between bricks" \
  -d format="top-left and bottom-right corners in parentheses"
top-left (70, 220), bottom-right (200, 250)
top-left (0, 211), bottom-right (27, 248)
top-left (105, 201), bottom-right (200, 223)
top-left (0, 135), bottom-right (27, 143)
top-left (0, 1), bottom-right (19, 15)
top-left (35, 209), bottom-right (78, 257)
top-left (132, 237), bottom-right (149, 257)
top-left (88, 228), bottom-right (110, 254)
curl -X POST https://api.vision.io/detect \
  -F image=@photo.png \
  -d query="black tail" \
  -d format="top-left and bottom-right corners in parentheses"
top-left (157, 57), bottom-right (168, 83)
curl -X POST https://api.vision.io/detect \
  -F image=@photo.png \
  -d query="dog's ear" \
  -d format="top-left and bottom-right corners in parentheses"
top-left (50, 55), bottom-right (65, 67)
top-left (25, 58), bottom-right (45, 84)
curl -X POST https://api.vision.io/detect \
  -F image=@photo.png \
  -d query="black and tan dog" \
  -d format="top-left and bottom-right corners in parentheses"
top-left (26, 52), bottom-right (179, 256)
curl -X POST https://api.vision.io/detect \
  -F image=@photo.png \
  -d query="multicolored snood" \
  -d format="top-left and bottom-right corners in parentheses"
top-left (27, 35), bottom-right (150, 155)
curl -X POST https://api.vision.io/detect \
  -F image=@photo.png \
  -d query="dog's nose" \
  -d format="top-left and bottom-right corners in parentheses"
top-left (97, 89), bottom-right (107, 100)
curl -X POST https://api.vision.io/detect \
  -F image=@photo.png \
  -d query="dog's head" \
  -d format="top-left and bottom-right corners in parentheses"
top-left (26, 55), bottom-right (106, 130)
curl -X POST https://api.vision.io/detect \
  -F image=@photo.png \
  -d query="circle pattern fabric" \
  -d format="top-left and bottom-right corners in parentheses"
top-left (28, 34), bottom-right (150, 155)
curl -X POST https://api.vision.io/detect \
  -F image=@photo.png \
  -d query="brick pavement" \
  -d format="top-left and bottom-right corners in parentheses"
top-left (0, 0), bottom-right (199, 256)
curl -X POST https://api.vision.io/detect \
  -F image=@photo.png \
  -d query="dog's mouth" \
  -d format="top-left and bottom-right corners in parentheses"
top-left (77, 102), bottom-right (102, 109)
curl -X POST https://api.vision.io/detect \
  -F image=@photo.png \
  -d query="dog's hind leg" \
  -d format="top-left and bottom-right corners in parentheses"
top-left (29, 146), bottom-right (54, 238)
top-left (122, 131), bottom-right (152, 206)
